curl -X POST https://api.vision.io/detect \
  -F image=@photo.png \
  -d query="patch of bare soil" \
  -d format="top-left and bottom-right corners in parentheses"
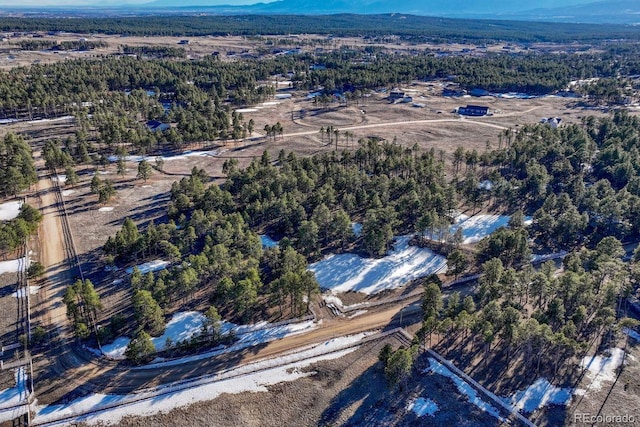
top-left (562, 339), bottom-right (640, 427)
top-left (99, 336), bottom-right (502, 427)
top-left (0, 272), bottom-right (18, 350)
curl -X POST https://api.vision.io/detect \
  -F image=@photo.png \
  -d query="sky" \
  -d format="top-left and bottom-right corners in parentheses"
top-left (0, 0), bottom-right (263, 6)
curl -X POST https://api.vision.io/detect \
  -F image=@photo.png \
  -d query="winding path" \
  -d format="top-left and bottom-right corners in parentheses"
top-left (283, 116), bottom-right (509, 139)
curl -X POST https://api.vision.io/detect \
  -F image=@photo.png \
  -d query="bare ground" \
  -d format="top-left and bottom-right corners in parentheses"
top-left (0, 273), bottom-right (18, 352)
top-left (99, 336), bottom-right (504, 427)
top-left (563, 339), bottom-right (640, 426)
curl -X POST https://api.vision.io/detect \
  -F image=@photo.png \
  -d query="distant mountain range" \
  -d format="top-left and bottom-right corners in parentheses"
top-left (516, 0), bottom-right (640, 24)
top-left (137, 0), bottom-right (640, 24)
top-left (3, 0), bottom-right (639, 24)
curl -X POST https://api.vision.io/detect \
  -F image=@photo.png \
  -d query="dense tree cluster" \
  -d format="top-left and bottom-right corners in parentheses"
top-left (63, 279), bottom-right (103, 340)
top-left (104, 168), bottom-right (318, 324)
top-left (299, 52), bottom-right (604, 95)
top-left (0, 133), bottom-right (37, 197)
top-left (472, 111), bottom-right (640, 249)
top-left (221, 141), bottom-right (455, 258)
top-left (379, 343), bottom-right (418, 389)
top-left (1, 15), bottom-right (638, 43)
top-left (16, 39), bottom-right (107, 51)
top-left (0, 204), bottom-right (42, 254)
top-left (0, 41), bottom-right (637, 158)
top-left (120, 45), bottom-right (186, 59)
top-left (420, 236), bottom-right (635, 375)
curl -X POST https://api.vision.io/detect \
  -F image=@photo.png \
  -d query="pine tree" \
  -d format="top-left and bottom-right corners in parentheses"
top-left (133, 290), bottom-right (165, 336)
top-left (125, 330), bottom-right (155, 365)
top-left (137, 159), bottom-right (153, 182)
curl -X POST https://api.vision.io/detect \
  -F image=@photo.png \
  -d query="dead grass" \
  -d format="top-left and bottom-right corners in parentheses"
top-left (562, 339), bottom-right (640, 427)
top-left (93, 335), bottom-right (503, 427)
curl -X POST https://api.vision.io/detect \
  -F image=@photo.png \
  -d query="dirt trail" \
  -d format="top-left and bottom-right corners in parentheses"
top-left (95, 301), bottom-right (413, 394)
top-left (35, 171), bottom-right (70, 338)
top-left (238, 303), bottom-right (407, 362)
top-left (32, 165), bottom-right (110, 402)
top-left (283, 116), bottom-right (508, 139)
top-left (34, 293), bottom-right (417, 401)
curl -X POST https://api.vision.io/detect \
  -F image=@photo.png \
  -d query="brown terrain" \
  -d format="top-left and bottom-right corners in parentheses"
top-left (0, 33), bottom-right (629, 427)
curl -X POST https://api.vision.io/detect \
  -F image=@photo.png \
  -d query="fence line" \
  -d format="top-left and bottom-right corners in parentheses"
top-left (422, 343), bottom-right (536, 427)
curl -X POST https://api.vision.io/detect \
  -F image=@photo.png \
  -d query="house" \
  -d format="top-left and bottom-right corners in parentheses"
top-left (540, 117), bottom-right (562, 129)
top-left (146, 120), bottom-right (170, 132)
top-left (458, 105), bottom-right (490, 116)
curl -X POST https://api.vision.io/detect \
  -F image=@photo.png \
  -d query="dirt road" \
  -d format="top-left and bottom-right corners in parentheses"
top-left (35, 170), bottom-right (70, 340)
top-left (39, 299), bottom-right (419, 397)
top-left (32, 164), bottom-right (117, 402)
top-left (283, 116), bottom-right (509, 139)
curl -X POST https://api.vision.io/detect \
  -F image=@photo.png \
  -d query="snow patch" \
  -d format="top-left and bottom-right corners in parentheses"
top-left (107, 149), bottom-right (227, 163)
top-left (27, 115), bottom-right (74, 124)
top-left (506, 378), bottom-right (572, 413)
top-left (0, 200), bottom-right (23, 221)
top-left (451, 214), bottom-right (511, 244)
top-left (125, 259), bottom-right (169, 274)
top-left (51, 175), bottom-right (67, 184)
top-left (323, 294), bottom-right (345, 308)
top-left (61, 190), bottom-right (76, 197)
top-left (97, 311), bottom-right (317, 363)
top-left (0, 367), bottom-right (29, 423)
top-left (580, 348), bottom-right (625, 391)
top-left (138, 319), bottom-right (318, 369)
top-left (0, 257), bottom-right (29, 275)
top-left (426, 358), bottom-right (504, 422)
top-left (309, 235), bottom-right (446, 295)
top-left (12, 286), bottom-right (41, 298)
top-left (98, 207), bottom-right (114, 212)
top-left (112, 279), bottom-right (124, 285)
top-left (478, 180), bottom-right (493, 191)
top-left (234, 108), bottom-right (258, 113)
top-left (321, 294), bottom-right (368, 311)
top-left (407, 397), bottom-right (438, 417)
top-left (100, 337), bottom-right (131, 360)
top-left (348, 310), bottom-right (368, 319)
top-left (152, 311), bottom-right (207, 352)
top-left (260, 235), bottom-right (279, 248)
top-left (530, 251), bottom-right (567, 263)
top-left (34, 345), bottom-right (360, 426)
top-left (351, 222), bottom-right (362, 237)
